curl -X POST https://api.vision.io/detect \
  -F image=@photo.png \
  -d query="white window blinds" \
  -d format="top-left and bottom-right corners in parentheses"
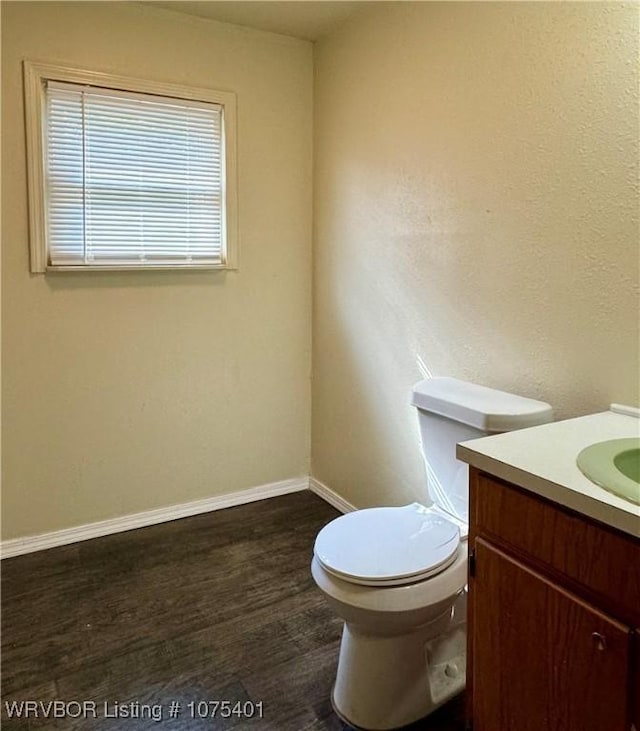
top-left (45, 81), bottom-right (225, 267)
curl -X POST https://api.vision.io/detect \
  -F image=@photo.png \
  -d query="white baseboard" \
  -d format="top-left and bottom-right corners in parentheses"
top-left (309, 477), bottom-right (356, 514)
top-left (1, 477), bottom-right (309, 559)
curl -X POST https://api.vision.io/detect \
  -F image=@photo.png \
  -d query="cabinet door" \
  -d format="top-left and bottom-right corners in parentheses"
top-left (471, 538), bottom-right (631, 731)
top-left (634, 631), bottom-right (640, 731)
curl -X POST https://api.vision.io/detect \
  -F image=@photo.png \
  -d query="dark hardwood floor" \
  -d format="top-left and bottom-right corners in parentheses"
top-left (1, 492), bottom-right (465, 730)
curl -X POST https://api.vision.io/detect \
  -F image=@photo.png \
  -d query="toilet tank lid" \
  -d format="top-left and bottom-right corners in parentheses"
top-left (411, 377), bottom-right (553, 433)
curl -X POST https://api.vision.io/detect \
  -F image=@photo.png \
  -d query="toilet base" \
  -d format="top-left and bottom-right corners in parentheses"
top-left (331, 614), bottom-right (466, 731)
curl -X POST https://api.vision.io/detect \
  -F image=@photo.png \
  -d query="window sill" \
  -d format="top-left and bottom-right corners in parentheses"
top-left (45, 263), bottom-right (236, 272)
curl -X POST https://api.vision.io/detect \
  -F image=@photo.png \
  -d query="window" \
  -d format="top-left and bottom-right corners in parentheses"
top-left (24, 62), bottom-right (237, 271)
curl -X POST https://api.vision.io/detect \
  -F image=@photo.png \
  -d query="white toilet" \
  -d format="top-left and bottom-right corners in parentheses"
top-left (311, 377), bottom-right (553, 730)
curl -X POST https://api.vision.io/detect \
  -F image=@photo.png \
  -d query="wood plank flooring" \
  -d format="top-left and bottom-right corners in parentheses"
top-left (1, 492), bottom-right (465, 730)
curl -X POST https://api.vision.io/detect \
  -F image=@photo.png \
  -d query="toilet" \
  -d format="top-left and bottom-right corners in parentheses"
top-left (311, 377), bottom-right (553, 730)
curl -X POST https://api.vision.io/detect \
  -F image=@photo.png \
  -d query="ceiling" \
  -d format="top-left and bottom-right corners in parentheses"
top-left (145, 1), bottom-right (365, 41)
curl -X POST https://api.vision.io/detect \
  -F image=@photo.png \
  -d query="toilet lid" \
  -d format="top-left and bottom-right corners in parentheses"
top-left (313, 503), bottom-right (460, 587)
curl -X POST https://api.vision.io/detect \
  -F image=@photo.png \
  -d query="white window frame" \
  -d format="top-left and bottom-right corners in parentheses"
top-left (23, 61), bottom-right (238, 272)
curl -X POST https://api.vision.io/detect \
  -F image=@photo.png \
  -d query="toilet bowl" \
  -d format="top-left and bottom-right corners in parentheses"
top-left (312, 503), bottom-right (469, 730)
top-left (311, 377), bottom-right (554, 731)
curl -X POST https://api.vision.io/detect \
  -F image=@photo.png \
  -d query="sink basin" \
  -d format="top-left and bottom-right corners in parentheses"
top-left (577, 438), bottom-right (640, 505)
top-left (614, 447), bottom-right (640, 483)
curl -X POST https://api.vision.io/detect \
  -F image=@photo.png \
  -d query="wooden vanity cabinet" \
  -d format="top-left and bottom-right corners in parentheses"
top-left (635, 631), bottom-right (640, 730)
top-left (467, 467), bottom-right (640, 731)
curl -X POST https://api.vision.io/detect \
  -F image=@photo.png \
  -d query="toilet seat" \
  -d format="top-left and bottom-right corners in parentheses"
top-left (313, 503), bottom-right (461, 587)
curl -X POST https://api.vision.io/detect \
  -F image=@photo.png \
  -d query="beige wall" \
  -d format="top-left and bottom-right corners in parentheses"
top-left (1, 2), bottom-right (313, 539)
top-left (312, 2), bottom-right (640, 509)
top-left (3, 1), bottom-right (639, 540)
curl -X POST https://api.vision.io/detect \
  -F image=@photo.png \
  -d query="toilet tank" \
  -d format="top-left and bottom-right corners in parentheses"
top-left (411, 378), bottom-right (553, 525)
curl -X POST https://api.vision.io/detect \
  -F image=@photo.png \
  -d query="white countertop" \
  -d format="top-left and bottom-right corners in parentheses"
top-left (457, 409), bottom-right (640, 539)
